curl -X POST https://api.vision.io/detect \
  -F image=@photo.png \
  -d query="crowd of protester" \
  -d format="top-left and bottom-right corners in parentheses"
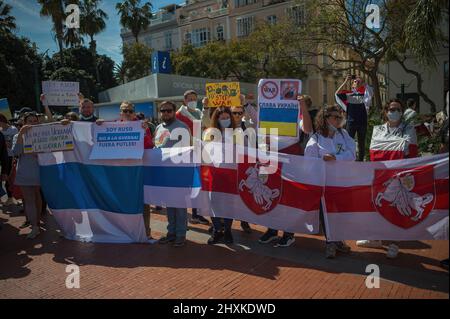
top-left (0, 77), bottom-right (448, 269)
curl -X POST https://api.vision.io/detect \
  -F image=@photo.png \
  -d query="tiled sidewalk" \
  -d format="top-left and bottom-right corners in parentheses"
top-left (0, 204), bottom-right (448, 299)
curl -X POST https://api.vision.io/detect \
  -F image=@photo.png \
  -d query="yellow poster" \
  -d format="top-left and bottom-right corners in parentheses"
top-left (206, 82), bottom-right (241, 107)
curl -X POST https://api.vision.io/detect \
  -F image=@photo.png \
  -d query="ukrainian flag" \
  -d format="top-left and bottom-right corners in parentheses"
top-left (24, 145), bottom-right (33, 153)
top-left (259, 108), bottom-right (298, 137)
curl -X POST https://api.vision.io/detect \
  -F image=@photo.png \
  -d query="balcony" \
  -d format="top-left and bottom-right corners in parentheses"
top-left (149, 12), bottom-right (176, 26)
top-left (262, 0), bottom-right (288, 6)
top-left (180, 7), bottom-right (229, 23)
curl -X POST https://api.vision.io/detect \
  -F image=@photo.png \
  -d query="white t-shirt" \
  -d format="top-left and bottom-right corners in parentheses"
top-left (1, 126), bottom-right (19, 157)
top-left (304, 129), bottom-right (356, 161)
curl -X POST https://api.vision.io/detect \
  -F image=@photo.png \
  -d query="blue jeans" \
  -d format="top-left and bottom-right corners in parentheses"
top-left (166, 207), bottom-right (188, 238)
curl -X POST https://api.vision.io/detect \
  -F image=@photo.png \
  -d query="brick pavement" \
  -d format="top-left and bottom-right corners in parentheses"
top-left (0, 204), bottom-right (448, 299)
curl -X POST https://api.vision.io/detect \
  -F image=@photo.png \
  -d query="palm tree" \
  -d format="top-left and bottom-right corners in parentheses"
top-left (114, 62), bottom-right (127, 84)
top-left (63, 26), bottom-right (84, 48)
top-left (38, 0), bottom-right (65, 60)
top-left (0, 0), bottom-right (16, 34)
top-left (116, 0), bottom-right (152, 43)
top-left (79, 0), bottom-right (108, 55)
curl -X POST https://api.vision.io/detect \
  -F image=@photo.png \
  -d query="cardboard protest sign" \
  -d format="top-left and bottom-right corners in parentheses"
top-left (206, 82), bottom-right (241, 107)
top-left (89, 121), bottom-right (144, 160)
top-left (23, 123), bottom-right (74, 154)
top-left (42, 81), bottom-right (79, 106)
top-left (257, 79), bottom-right (302, 137)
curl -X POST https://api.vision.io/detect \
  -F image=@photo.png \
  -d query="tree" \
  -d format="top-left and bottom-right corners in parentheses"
top-left (114, 62), bottom-right (127, 85)
top-left (80, 0), bottom-right (108, 54)
top-left (0, 32), bottom-right (43, 110)
top-left (404, 0), bottom-right (449, 69)
top-left (0, 0), bottom-right (16, 35)
top-left (38, 0), bottom-right (65, 60)
top-left (122, 42), bottom-right (152, 81)
top-left (244, 21), bottom-right (307, 80)
top-left (42, 46), bottom-right (117, 101)
top-left (79, 0), bottom-right (108, 83)
top-left (116, 0), bottom-right (152, 43)
top-left (63, 26), bottom-right (84, 48)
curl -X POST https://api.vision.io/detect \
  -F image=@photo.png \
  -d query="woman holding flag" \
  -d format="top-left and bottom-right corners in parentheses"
top-left (305, 105), bottom-right (355, 258)
top-left (357, 99), bottom-right (418, 258)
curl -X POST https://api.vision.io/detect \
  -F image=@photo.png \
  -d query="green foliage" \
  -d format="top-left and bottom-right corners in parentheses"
top-left (0, 0), bottom-right (16, 35)
top-left (172, 21), bottom-right (307, 82)
top-left (42, 46), bottom-right (117, 101)
top-left (122, 42), bottom-right (152, 81)
top-left (116, 0), bottom-right (152, 43)
top-left (0, 32), bottom-right (43, 110)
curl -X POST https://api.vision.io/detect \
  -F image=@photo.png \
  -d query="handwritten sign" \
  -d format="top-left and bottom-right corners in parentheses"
top-left (89, 121), bottom-right (144, 160)
top-left (258, 79), bottom-right (302, 137)
top-left (42, 81), bottom-right (79, 106)
top-left (23, 124), bottom-right (74, 154)
top-left (206, 82), bottom-right (241, 107)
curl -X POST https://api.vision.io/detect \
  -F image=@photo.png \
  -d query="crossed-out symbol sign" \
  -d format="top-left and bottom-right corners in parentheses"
top-left (261, 81), bottom-right (279, 100)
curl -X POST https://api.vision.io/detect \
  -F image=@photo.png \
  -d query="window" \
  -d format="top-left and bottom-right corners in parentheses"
top-left (287, 5), bottom-right (305, 26)
top-left (192, 28), bottom-right (210, 47)
top-left (323, 80), bottom-right (328, 105)
top-left (267, 15), bottom-right (277, 25)
top-left (216, 25), bottom-right (224, 41)
top-left (237, 16), bottom-right (255, 37)
top-left (185, 32), bottom-right (192, 45)
top-left (165, 32), bottom-right (172, 50)
top-left (322, 53), bottom-right (328, 67)
top-left (234, 0), bottom-right (257, 8)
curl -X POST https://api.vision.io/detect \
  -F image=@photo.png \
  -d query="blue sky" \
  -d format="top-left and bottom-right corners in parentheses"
top-left (5, 0), bottom-right (184, 65)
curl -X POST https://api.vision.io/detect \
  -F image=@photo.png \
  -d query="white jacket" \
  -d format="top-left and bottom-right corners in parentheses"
top-left (305, 129), bottom-right (356, 161)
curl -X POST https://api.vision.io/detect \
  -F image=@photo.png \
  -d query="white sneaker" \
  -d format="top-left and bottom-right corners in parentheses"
top-left (386, 244), bottom-right (399, 259)
top-left (356, 240), bottom-right (383, 248)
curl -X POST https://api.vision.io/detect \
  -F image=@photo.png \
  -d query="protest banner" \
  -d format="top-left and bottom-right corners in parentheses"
top-left (90, 121), bottom-right (144, 160)
top-left (0, 98), bottom-right (11, 120)
top-left (42, 81), bottom-right (79, 106)
top-left (206, 82), bottom-right (241, 107)
top-left (258, 79), bottom-right (302, 137)
top-left (23, 123), bottom-right (74, 154)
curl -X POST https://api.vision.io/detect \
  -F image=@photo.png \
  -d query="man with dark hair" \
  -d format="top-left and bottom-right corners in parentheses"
top-left (154, 101), bottom-right (191, 247)
top-left (335, 75), bottom-right (373, 161)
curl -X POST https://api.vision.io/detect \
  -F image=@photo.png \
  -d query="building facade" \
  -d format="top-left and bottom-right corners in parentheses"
top-left (120, 0), bottom-right (388, 109)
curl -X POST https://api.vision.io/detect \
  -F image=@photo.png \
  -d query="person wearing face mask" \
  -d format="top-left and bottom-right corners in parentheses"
top-left (305, 105), bottom-right (356, 259)
top-left (357, 99), bottom-right (418, 258)
top-left (369, 99), bottom-right (418, 161)
top-left (203, 107), bottom-right (237, 245)
top-left (336, 75), bottom-right (373, 161)
top-left (11, 112), bottom-right (42, 239)
top-left (176, 90), bottom-right (211, 226)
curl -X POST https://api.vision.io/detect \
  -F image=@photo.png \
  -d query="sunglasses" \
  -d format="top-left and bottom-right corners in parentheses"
top-left (388, 108), bottom-right (402, 112)
top-left (160, 109), bottom-right (174, 114)
top-left (232, 112), bottom-right (244, 116)
top-left (121, 109), bottom-right (134, 114)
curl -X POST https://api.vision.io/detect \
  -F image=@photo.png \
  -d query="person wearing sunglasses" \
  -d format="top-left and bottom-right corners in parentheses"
top-left (305, 105), bottom-right (356, 259)
top-left (155, 101), bottom-right (190, 247)
top-left (358, 99), bottom-right (418, 258)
